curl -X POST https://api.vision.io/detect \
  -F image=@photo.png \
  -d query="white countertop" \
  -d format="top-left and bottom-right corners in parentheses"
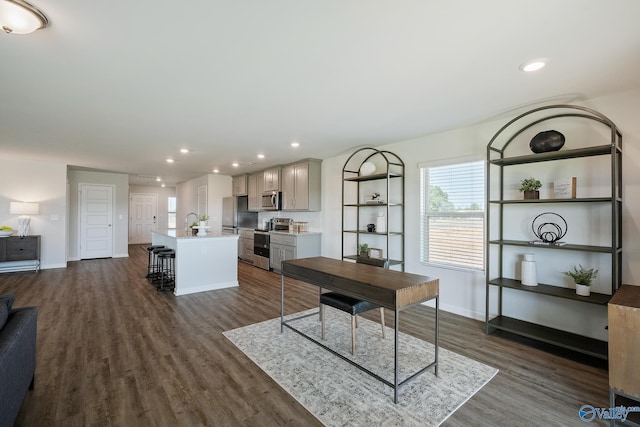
top-left (152, 229), bottom-right (238, 239)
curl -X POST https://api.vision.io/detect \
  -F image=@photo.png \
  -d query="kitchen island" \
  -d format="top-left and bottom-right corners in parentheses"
top-left (151, 229), bottom-right (239, 296)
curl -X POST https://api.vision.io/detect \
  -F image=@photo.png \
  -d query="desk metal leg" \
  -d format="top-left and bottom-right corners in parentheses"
top-left (280, 274), bottom-right (284, 333)
top-left (435, 296), bottom-right (439, 377)
top-left (394, 308), bottom-right (399, 404)
top-left (610, 389), bottom-right (615, 427)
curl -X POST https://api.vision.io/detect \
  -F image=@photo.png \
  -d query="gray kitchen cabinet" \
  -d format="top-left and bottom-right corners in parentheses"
top-left (263, 167), bottom-right (281, 193)
top-left (282, 159), bottom-right (321, 211)
top-left (247, 173), bottom-right (260, 211)
top-left (0, 235), bottom-right (41, 273)
top-left (232, 175), bottom-right (247, 196)
top-left (270, 232), bottom-right (321, 273)
top-left (238, 228), bottom-right (254, 263)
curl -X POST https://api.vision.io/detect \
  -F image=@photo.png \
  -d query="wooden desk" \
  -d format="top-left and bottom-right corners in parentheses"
top-left (280, 256), bottom-right (439, 403)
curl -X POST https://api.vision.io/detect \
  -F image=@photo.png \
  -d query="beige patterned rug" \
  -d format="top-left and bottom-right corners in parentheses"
top-left (224, 307), bottom-right (498, 426)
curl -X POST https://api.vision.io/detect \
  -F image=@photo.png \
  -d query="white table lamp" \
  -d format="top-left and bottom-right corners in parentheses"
top-left (10, 201), bottom-right (39, 237)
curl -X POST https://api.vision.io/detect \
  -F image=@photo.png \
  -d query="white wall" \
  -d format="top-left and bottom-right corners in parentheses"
top-left (320, 88), bottom-right (640, 341)
top-left (177, 174), bottom-right (232, 231)
top-left (0, 156), bottom-right (67, 269)
top-left (129, 185), bottom-right (177, 231)
top-left (67, 169), bottom-right (130, 260)
top-left (207, 175), bottom-right (233, 231)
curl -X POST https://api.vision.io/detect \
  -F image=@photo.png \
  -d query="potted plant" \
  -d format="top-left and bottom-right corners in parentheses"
top-left (198, 214), bottom-right (209, 228)
top-left (358, 243), bottom-right (369, 258)
top-left (564, 264), bottom-right (598, 296)
top-left (519, 177), bottom-right (542, 199)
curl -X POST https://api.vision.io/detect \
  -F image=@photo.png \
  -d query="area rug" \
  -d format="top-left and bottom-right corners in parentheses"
top-left (223, 307), bottom-right (498, 426)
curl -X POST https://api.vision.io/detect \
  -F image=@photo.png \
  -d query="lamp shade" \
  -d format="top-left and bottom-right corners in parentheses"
top-left (10, 201), bottom-right (39, 215)
top-left (0, 0), bottom-right (48, 34)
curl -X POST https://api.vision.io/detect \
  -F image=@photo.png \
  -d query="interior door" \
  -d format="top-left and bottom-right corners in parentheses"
top-left (80, 184), bottom-right (114, 259)
top-left (129, 193), bottom-right (158, 244)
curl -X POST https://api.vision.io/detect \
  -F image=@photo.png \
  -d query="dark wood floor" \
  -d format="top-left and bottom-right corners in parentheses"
top-left (1, 245), bottom-right (610, 426)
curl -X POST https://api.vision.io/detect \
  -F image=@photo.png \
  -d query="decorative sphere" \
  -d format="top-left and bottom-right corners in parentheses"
top-left (360, 162), bottom-right (376, 176)
top-left (529, 130), bottom-right (565, 153)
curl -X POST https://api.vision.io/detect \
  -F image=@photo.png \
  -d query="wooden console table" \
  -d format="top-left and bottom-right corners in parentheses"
top-left (609, 285), bottom-right (640, 426)
top-left (0, 235), bottom-right (41, 273)
top-left (280, 256), bottom-right (439, 403)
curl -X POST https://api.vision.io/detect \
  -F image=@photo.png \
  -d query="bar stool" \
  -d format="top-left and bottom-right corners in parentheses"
top-left (156, 250), bottom-right (176, 291)
top-left (150, 247), bottom-right (173, 284)
top-left (145, 245), bottom-right (165, 279)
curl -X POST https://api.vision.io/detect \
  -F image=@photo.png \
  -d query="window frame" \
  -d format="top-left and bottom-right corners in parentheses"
top-left (419, 156), bottom-right (486, 272)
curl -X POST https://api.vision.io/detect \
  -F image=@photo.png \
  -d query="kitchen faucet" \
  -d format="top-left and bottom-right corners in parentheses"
top-left (185, 212), bottom-right (198, 232)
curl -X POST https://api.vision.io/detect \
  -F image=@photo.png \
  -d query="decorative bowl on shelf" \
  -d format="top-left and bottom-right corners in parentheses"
top-left (359, 162), bottom-right (376, 176)
top-left (0, 230), bottom-right (13, 237)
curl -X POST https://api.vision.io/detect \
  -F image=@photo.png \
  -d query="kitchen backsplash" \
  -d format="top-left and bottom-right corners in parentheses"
top-left (258, 211), bottom-right (322, 232)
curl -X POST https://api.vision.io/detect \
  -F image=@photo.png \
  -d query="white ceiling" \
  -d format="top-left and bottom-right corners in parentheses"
top-left (2, 0), bottom-right (639, 187)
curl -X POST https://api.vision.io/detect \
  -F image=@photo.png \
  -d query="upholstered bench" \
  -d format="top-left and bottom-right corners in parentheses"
top-left (320, 257), bottom-right (388, 355)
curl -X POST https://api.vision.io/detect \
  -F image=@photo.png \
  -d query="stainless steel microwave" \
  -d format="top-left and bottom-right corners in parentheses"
top-left (261, 191), bottom-right (282, 210)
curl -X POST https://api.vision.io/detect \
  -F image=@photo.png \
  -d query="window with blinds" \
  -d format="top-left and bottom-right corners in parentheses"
top-left (420, 160), bottom-right (485, 271)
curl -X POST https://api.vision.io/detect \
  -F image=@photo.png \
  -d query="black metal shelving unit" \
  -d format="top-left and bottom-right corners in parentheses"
top-left (342, 148), bottom-right (405, 271)
top-left (485, 105), bottom-right (623, 360)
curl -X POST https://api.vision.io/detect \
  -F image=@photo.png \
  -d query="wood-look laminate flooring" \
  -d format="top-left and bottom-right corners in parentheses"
top-left (1, 245), bottom-right (609, 426)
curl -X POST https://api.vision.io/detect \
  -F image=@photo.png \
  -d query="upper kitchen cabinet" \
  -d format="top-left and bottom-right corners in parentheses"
top-left (232, 175), bottom-right (248, 196)
top-left (282, 159), bottom-right (322, 211)
top-left (247, 172), bottom-right (261, 211)
top-left (263, 167), bottom-right (281, 193)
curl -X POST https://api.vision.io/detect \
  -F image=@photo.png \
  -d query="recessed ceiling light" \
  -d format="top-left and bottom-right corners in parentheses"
top-left (156, 177), bottom-right (161, 181)
top-left (161, 184), bottom-right (166, 188)
top-left (520, 59), bottom-right (547, 72)
top-left (166, 158), bottom-right (174, 163)
top-left (212, 169), bottom-right (219, 173)
top-left (257, 154), bottom-right (265, 159)
top-left (291, 142), bottom-right (300, 148)
top-left (232, 162), bottom-right (239, 167)
top-left (180, 148), bottom-right (189, 154)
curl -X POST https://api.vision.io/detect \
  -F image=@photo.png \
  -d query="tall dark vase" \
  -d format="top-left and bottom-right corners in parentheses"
top-left (524, 190), bottom-right (540, 200)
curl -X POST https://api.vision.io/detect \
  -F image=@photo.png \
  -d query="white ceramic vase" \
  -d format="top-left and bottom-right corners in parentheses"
top-left (521, 253), bottom-right (538, 286)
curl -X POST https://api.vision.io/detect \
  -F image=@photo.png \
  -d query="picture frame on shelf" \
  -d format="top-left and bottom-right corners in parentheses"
top-left (368, 248), bottom-right (383, 259)
top-left (553, 177), bottom-right (577, 199)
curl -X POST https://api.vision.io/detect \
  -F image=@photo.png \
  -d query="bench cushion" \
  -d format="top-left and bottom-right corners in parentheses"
top-left (320, 292), bottom-right (378, 316)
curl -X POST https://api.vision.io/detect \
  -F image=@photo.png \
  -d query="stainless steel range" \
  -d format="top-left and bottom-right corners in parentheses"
top-left (253, 218), bottom-right (292, 271)
top-left (253, 230), bottom-right (270, 270)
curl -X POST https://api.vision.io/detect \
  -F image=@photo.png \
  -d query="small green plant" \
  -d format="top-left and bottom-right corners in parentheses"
top-left (564, 264), bottom-right (599, 286)
top-left (190, 221), bottom-right (198, 228)
top-left (519, 177), bottom-right (542, 192)
top-left (198, 214), bottom-right (210, 221)
top-left (358, 243), bottom-right (369, 254)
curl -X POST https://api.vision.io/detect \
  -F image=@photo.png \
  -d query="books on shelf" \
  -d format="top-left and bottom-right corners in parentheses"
top-left (553, 177), bottom-right (577, 199)
top-left (528, 240), bottom-right (567, 246)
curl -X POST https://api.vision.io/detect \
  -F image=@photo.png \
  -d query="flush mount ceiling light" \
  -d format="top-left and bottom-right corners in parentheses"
top-left (166, 158), bottom-right (174, 163)
top-left (180, 148), bottom-right (189, 154)
top-left (0, 0), bottom-right (48, 34)
top-left (519, 59), bottom-right (548, 72)
top-left (291, 142), bottom-right (300, 148)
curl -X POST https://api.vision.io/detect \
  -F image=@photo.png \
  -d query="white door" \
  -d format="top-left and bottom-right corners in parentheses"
top-left (80, 184), bottom-right (114, 259)
top-left (129, 193), bottom-right (158, 244)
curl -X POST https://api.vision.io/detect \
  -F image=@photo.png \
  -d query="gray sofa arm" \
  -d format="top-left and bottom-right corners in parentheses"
top-left (0, 306), bottom-right (38, 427)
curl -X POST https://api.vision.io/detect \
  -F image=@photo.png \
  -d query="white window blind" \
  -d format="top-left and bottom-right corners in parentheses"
top-left (168, 197), bottom-right (177, 229)
top-left (420, 160), bottom-right (485, 270)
